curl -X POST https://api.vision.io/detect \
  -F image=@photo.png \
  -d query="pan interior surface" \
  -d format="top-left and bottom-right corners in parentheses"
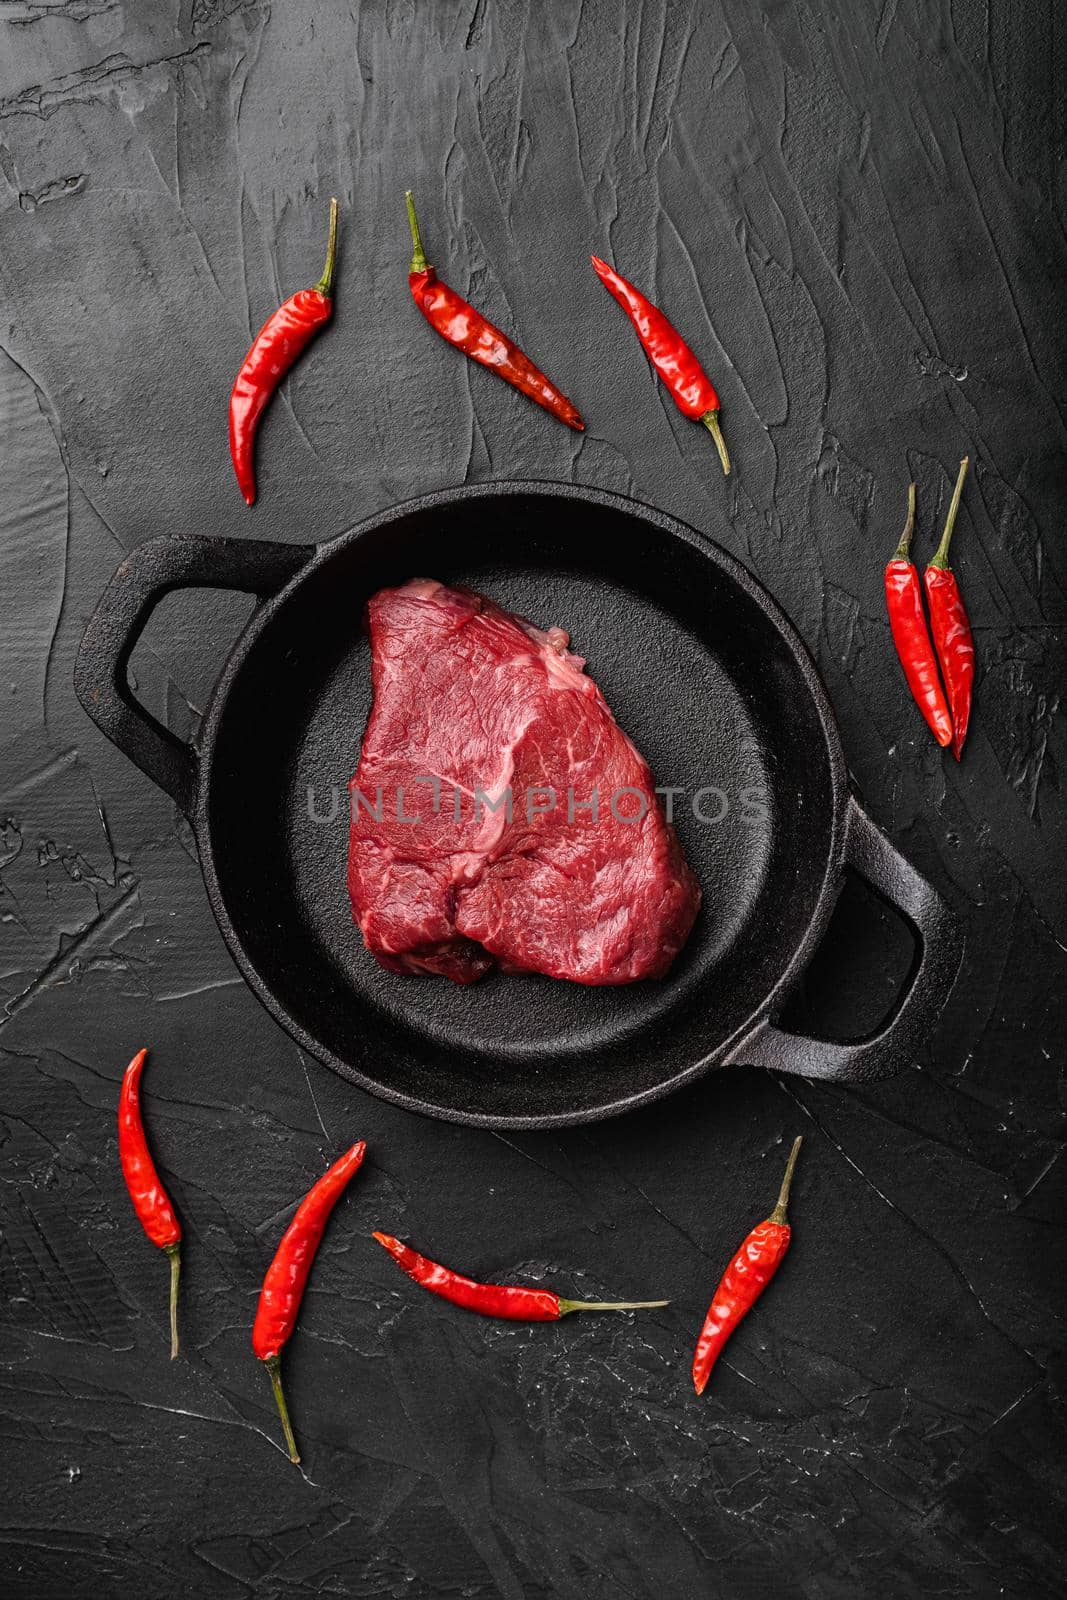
top-left (206, 492), bottom-right (837, 1122)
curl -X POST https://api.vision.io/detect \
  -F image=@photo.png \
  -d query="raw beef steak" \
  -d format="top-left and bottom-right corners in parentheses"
top-left (347, 579), bottom-right (701, 984)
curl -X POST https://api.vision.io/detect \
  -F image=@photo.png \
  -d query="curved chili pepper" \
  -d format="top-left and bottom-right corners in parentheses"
top-left (885, 483), bottom-right (953, 747)
top-left (118, 1048), bottom-right (182, 1359)
top-left (229, 197), bottom-right (338, 505)
top-left (253, 1141), bottom-right (365, 1464)
top-left (590, 255), bottom-right (730, 475)
top-left (405, 191), bottom-right (583, 431)
top-left (374, 1232), bottom-right (667, 1320)
top-left (692, 1136), bottom-right (802, 1396)
top-left (925, 457), bottom-right (974, 761)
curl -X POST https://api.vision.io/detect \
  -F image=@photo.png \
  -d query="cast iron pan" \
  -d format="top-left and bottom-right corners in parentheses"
top-left (75, 483), bottom-right (962, 1127)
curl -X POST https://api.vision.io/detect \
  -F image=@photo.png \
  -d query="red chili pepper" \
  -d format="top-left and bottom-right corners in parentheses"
top-left (692, 1136), bottom-right (802, 1396)
top-left (405, 191), bottom-right (583, 432)
top-left (590, 255), bottom-right (730, 475)
top-left (229, 197), bottom-right (338, 505)
top-left (885, 483), bottom-right (953, 748)
top-left (374, 1232), bottom-right (667, 1320)
top-left (118, 1047), bottom-right (182, 1360)
top-left (252, 1141), bottom-right (365, 1464)
top-left (925, 457), bottom-right (974, 760)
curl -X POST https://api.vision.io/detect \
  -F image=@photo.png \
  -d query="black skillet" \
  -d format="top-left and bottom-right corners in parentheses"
top-left (75, 483), bottom-right (962, 1128)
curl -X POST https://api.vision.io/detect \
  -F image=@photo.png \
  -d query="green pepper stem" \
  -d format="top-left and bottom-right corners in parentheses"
top-left (263, 1353), bottom-right (300, 1464)
top-left (700, 409), bottom-right (731, 476)
top-left (164, 1242), bottom-right (180, 1360)
top-left (893, 482), bottom-right (917, 560)
top-left (768, 1135), bottom-right (803, 1227)
top-left (314, 197), bottom-right (339, 298)
top-left (405, 190), bottom-right (428, 275)
top-left (929, 456), bottom-right (969, 571)
top-left (556, 1298), bottom-right (669, 1316)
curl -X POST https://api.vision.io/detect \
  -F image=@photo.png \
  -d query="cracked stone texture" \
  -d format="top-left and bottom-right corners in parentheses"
top-left (0, 2), bottom-right (1064, 1596)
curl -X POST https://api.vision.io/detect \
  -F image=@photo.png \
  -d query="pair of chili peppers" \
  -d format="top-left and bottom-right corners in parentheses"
top-left (228, 188), bottom-right (584, 507)
top-left (228, 192), bottom-right (733, 502)
top-left (118, 1048), bottom-right (364, 1464)
top-left (257, 1162), bottom-right (663, 1460)
top-left (885, 458), bottom-right (974, 759)
top-left (374, 1137), bottom-right (802, 1397)
top-left (228, 191), bottom-right (584, 503)
top-left (404, 190), bottom-right (731, 468)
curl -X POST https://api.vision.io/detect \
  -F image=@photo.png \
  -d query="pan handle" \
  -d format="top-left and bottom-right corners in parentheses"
top-left (74, 535), bottom-right (314, 816)
top-left (727, 796), bottom-right (963, 1084)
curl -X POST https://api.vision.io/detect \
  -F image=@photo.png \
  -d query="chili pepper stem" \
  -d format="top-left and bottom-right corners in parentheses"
top-left (893, 483), bottom-right (917, 560)
top-left (263, 1354), bottom-right (301, 1465)
top-left (700, 409), bottom-right (731, 476)
top-left (313, 197), bottom-right (339, 299)
top-left (556, 1298), bottom-right (669, 1316)
top-left (405, 190), bottom-right (428, 275)
top-left (767, 1136), bottom-right (803, 1227)
top-left (930, 457), bottom-right (969, 570)
top-left (164, 1241), bottom-right (181, 1360)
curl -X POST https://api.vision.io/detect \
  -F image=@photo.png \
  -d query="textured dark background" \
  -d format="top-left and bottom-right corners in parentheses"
top-left (1, 2), bottom-right (1065, 1596)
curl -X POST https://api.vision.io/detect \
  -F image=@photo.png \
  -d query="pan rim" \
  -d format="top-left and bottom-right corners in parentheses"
top-left (192, 480), bottom-right (849, 1128)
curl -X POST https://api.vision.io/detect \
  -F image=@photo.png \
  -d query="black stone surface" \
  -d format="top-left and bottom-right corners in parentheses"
top-left (0, 4), bottom-right (1063, 1596)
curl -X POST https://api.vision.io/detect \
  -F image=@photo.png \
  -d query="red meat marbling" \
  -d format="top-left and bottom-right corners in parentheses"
top-left (347, 579), bottom-right (701, 985)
